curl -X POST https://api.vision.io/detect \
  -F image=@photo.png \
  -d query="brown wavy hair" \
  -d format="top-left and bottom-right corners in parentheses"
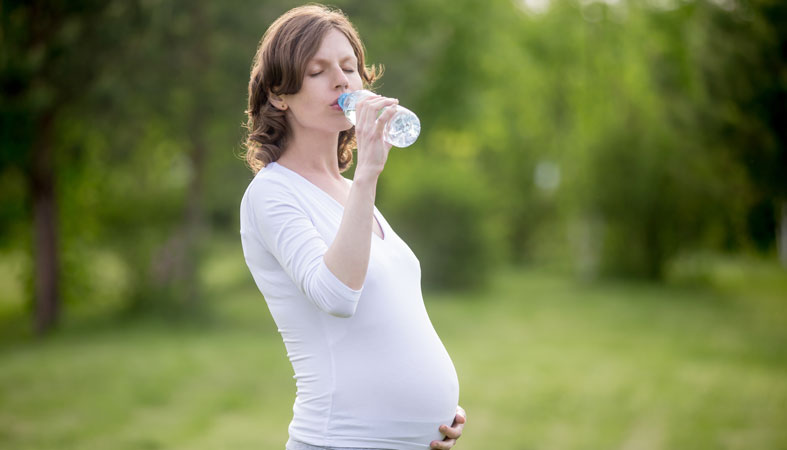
top-left (243, 4), bottom-right (382, 174)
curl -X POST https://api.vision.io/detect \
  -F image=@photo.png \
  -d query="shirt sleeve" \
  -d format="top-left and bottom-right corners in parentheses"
top-left (247, 181), bottom-right (363, 318)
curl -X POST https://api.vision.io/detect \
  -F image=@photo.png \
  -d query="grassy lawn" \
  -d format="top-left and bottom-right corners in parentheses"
top-left (0, 243), bottom-right (785, 449)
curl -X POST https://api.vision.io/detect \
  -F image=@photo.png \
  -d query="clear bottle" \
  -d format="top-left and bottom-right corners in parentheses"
top-left (338, 90), bottom-right (421, 148)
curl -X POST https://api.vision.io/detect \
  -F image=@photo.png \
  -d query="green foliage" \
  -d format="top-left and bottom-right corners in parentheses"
top-left (381, 149), bottom-right (503, 291)
top-left (2, 0), bottom-right (786, 330)
top-left (690, 0), bottom-right (787, 250)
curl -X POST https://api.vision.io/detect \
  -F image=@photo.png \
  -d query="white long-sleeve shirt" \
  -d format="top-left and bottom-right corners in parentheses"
top-left (239, 161), bottom-right (460, 450)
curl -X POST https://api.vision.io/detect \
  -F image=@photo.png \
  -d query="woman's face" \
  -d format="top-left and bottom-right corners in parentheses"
top-left (283, 28), bottom-right (364, 136)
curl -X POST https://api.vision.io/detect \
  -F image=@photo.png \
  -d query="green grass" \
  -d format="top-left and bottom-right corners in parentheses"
top-left (0, 243), bottom-right (785, 449)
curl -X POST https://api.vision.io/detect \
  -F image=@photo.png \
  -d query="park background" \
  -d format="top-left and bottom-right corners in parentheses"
top-left (1, 0), bottom-right (785, 448)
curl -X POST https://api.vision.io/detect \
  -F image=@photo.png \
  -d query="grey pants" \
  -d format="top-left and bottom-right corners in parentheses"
top-left (286, 438), bottom-right (392, 450)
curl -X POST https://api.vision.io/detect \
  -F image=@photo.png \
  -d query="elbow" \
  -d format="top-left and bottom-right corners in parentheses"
top-left (307, 258), bottom-right (362, 318)
top-left (309, 286), bottom-right (361, 318)
top-left (326, 301), bottom-right (358, 318)
top-left (304, 287), bottom-right (361, 318)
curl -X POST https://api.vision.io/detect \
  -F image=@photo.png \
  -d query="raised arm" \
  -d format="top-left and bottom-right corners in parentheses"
top-left (322, 94), bottom-right (399, 290)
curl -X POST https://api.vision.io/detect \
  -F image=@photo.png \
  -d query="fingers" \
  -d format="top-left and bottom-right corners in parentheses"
top-left (361, 97), bottom-right (396, 131)
top-left (355, 94), bottom-right (381, 129)
top-left (429, 411), bottom-right (465, 449)
top-left (354, 94), bottom-right (397, 173)
top-left (356, 95), bottom-right (397, 138)
top-left (354, 93), bottom-right (379, 128)
top-left (453, 412), bottom-right (467, 429)
top-left (456, 405), bottom-right (467, 421)
top-left (440, 422), bottom-right (463, 439)
top-left (374, 99), bottom-right (399, 134)
top-left (430, 438), bottom-right (456, 450)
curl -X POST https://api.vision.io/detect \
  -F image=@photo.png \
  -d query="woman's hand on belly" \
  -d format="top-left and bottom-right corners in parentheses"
top-left (429, 405), bottom-right (466, 449)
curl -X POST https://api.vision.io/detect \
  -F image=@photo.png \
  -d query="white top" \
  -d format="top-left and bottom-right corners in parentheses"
top-left (239, 161), bottom-right (460, 450)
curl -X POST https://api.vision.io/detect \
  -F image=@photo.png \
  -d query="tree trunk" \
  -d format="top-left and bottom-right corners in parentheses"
top-left (779, 200), bottom-right (787, 268)
top-left (181, 112), bottom-right (207, 305)
top-left (31, 113), bottom-right (60, 335)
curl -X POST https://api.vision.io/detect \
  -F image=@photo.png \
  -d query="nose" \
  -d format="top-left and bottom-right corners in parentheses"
top-left (333, 66), bottom-right (349, 90)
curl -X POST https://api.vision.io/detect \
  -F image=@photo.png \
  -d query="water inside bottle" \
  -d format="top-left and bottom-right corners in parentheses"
top-left (344, 110), bottom-right (357, 125)
top-left (384, 110), bottom-right (421, 148)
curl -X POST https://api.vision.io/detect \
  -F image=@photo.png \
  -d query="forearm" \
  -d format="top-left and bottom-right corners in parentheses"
top-left (323, 171), bottom-right (379, 290)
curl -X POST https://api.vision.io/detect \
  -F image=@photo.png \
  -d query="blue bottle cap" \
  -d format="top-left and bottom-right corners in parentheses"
top-left (337, 92), bottom-right (350, 111)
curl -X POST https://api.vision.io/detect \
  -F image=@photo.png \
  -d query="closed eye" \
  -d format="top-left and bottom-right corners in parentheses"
top-left (309, 68), bottom-right (356, 77)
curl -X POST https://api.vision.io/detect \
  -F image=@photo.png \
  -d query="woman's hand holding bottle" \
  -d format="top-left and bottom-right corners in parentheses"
top-left (352, 94), bottom-right (399, 179)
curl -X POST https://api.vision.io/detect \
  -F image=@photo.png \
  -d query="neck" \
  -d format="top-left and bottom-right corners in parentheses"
top-left (277, 126), bottom-right (344, 181)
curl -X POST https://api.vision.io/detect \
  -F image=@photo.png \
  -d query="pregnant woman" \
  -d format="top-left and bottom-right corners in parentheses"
top-left (239, 4), bottom-right (466, 450)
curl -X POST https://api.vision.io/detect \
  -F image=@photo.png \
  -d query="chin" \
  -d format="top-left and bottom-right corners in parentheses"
top-left (334, 117), bottom-right (354, 132)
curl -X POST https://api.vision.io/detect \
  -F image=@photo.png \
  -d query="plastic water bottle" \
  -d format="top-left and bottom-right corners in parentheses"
top-left (338, 90), bottom-right (421, 148)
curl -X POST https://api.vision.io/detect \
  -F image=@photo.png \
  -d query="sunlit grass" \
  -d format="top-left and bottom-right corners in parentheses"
top-left (0, 241), bottom-right (785, 449)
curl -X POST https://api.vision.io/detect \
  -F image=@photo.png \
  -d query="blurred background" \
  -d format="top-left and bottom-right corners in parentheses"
top-left (1, 0), bottom-right (785, 448)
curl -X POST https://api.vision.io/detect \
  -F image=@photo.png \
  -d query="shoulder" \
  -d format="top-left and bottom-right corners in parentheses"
top-left (245, 164), bottom-right (300, 204)
top-left (241, 165), bottom-right (307, 226)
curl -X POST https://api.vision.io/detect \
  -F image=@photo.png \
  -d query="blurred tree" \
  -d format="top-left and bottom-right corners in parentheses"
top-left (360, 0), bottom-right (518, 287)
top-left (574, 0), bottom-right (729, 279)
top-left (0, 0), bottom-right (144, 334)
top-left (119, 1), bottom-right (216, 313)
top-left (79, 0), bottom-right (267, 315)
top-left (692, 0), bottom-right (786, 261)
top-left (4, 0), bottom-right (784, 335)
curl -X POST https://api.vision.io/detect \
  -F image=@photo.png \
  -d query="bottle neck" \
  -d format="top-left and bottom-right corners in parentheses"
top-left (339, 89), bottom-right (375, 112)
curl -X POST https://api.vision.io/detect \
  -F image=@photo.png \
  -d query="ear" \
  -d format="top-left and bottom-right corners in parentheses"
top-left (268, 91), bottom-right (288, 111)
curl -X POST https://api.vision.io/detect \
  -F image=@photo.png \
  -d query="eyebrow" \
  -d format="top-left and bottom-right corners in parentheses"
top-left (309, 55), bottom-right (357, 65)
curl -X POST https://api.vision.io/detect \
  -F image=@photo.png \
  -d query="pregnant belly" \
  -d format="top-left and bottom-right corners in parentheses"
top-left (329, 330), bottom-right (459, 446)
